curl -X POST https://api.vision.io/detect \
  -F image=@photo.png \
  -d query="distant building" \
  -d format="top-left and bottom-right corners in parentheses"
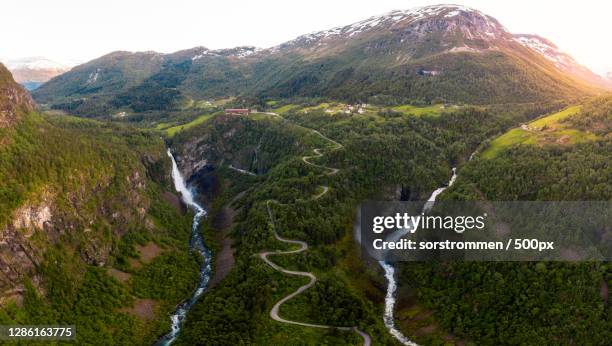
top-left (225, 108), bottom-right (250, 116)
top-left (418, 69), bottom-right (440, 76)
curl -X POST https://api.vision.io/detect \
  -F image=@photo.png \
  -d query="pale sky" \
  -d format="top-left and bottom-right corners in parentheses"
top-left (2, 0), bottom-right (610, 75)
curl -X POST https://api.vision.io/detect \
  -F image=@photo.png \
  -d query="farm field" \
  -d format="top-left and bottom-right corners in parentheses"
top-left (482, 105), bottom-right (598, 158)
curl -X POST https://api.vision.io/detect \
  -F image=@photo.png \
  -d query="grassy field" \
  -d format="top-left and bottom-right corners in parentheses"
top-left (482, 105), bottom-right (597, 159)
top-left (390, 104), bottom-right (457, 117)
top-left (250, 112), bottom-right (282, 121)
top-left (529, 105), bottom-right (581, 128)
top-left (163, 113), bottom-right (217, 136)
top-left (272, 102), bottom-right (363, 116)
top-left (271, 102), bottom-right (459, 118)
top-left (273, 104), bottom-right (301, 114)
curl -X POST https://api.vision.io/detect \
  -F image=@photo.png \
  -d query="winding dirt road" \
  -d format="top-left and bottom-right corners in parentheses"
top-left (253, 113), bottom-right (371, 346)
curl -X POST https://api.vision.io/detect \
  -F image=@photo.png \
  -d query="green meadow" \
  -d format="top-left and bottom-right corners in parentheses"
top-left (482, 105), bottom-right (597, 159)
top-left (163, 113), bottom-right (217, 136)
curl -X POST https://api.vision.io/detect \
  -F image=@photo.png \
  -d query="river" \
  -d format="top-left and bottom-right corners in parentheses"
top-left (163, 145), bottom-right (460, 345)
top-left (379, 167), bottom-right (458, 346)
top-left (156, 149), bottom-right (213, 345)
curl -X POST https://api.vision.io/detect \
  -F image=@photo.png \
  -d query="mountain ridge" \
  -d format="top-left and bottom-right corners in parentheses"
top-left (33, 4), bottom-right (604, 116)
top-left (512, 34), bottom-right (611, 89)
top-left (270, 4), bottom-right (509, 53)
top-left (4, 57), bottom-right (71, 90)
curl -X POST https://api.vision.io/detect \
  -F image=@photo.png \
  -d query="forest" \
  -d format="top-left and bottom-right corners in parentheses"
top-left (165, 97), bottom-right (608, 345)
top-left (0, 112), bottom-right (201, 344)
top-left (3, 2), bottom-right (610, 344)
top-left (396, 96), bottom-right (612, 345)
top-left (3, 87), bottom-right (609, 345)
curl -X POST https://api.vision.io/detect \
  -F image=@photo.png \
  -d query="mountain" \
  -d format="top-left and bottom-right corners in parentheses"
top-left (0, 64), bottom-right (202, 343)
top-left (34, 4), bottom-right (600, 116)
top-left (0, 63), bottom-right (34, 128)
top-left (31, 51), bottom-right (163, 97)
top-left (4, 57), bottom-right (70, 90)
top-left (513, 34), bottom-right (612, 89)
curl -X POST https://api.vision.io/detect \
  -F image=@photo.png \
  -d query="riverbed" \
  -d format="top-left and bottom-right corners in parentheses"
top-left (155, 149), bottom-right (213, 346)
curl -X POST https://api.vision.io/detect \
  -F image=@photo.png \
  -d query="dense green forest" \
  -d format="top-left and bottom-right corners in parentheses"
top-left (5, 57), bottom-right (609, 345)
top-left (4, 3), bottom-right (611, 344)
top-left (0, 112), bottom-right (201, 344)
top-left (3, 94), bottom-right (607, 345)
top-left (165, 99), bottom-right (582, 345)
top-left (394, 96), bottom-right (612, 345)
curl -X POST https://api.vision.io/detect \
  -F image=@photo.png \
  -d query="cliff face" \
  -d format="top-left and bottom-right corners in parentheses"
top-left (0, 63), bottom-right (34, 128)
top-left (0, 89), bottom-right (171, 305)
top-left (0, 192), bottom-right (53, 298)
top-left (174, 114), bottom-right (307, 182)
top-left (0, 168), bottom-right (151, 300)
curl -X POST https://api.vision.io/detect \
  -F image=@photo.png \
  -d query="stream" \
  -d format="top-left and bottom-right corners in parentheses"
top-left (379, 167), bottom-right (458, 346)
top-left (162, 143), bottom-right (460, 345)
top-left (156, 149), bottom-right (213, 346)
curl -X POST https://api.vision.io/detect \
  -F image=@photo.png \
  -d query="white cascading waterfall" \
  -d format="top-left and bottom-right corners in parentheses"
top-left (157, 149), bottom-right (213, 346)
top-left (380, 167), bottom-right (458, 345)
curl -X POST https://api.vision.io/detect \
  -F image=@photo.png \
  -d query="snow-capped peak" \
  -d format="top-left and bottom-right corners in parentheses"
top-left (514, 33), bottom-right (611, 88)
top-left (191, 48), bottom-right (213, 61)
top-left (279, 4), bottom-right (506, 49)
top-left (5, 57), bottom-right (69, 70)
top-left (513, 34), bottom-right (576, 69)
top-left (191, 46), bottom-right (262, 61)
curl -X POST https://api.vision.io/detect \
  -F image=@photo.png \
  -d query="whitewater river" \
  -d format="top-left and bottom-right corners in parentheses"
top-left (161, 144), bottom-right (460, 345)
top-left (156, 149), bottom-right (213, 346)
top-left (379, 168), bottom-right (458, 345)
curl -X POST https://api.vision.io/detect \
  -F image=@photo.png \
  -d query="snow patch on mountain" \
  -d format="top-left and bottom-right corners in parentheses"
top-left (192, 49), bottom-right (213, 61)
top-left (5, 57), bottom-right (69, 71)
top-left (514, 34), bottom-right (576, 69)
top-left (279, 4), bottom-right (506, 49)
top-left (233, 46), bottom-right (262, 58)
top-left (191, 46), bottom-right (262, 60)
top-left (87, 68), bottom-right (101, 84)
top-left (515, 34), bottom-right (612, 89)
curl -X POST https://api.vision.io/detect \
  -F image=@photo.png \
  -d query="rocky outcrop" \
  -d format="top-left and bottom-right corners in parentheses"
top-left (0, 166), bottom-right (152, 302)
top-left (0, 63), bottom-right (34, 128)
top-left (176, 115), bottom-right (260, 180)
top-left (13, 204), bottom-right (52, 231)
top-left (0, 193), bottom-right (53, 300)
top-left (179, 140), bottom-right (213, 180)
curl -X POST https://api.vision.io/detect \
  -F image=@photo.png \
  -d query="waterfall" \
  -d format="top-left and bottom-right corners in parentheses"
top-left (380, 167), bottom-right (458, 345)
top-left (156, 149), bottom-right (213, 346)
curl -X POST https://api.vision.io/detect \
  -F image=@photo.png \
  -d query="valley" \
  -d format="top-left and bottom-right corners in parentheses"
top-left (156, 150), bottom-right (212, 345)
top-left (0, 67), bottom-right (203, 343)
top-left (1, 3), bottom-right (610, 346)
top-left (159, 93), bottom-right (607, 344)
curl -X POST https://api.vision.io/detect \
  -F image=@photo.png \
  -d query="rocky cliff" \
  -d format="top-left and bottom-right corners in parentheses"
top-left (0, 63), bottom-right (34, 128)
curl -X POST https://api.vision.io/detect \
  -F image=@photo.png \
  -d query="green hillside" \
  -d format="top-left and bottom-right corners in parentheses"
top-left (398, 96), bottom-right (612, 345)
top-left (4, 5), bottom-right (610, 346)
top-left (482, 105), bottom-right (601, 158)
top-left (32, 6), bottom-right (597, 118)
top-left (162, 100), bottom-right (570, 345)
top-left (0, 105), bottom-right (202, 344)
